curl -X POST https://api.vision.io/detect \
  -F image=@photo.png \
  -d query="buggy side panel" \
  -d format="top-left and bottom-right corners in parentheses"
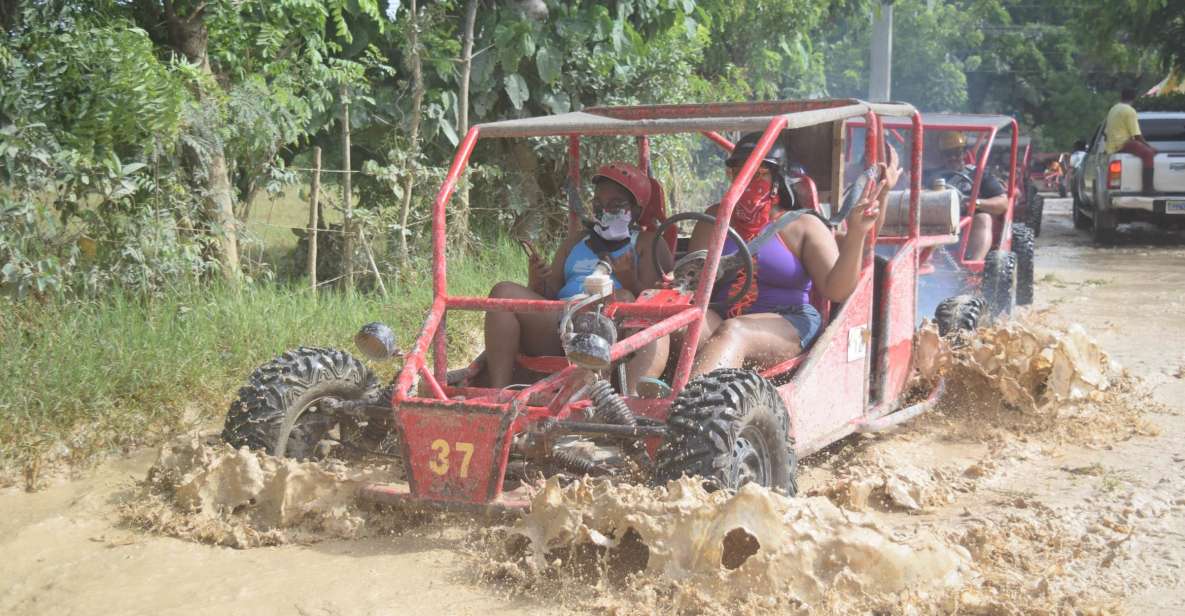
top-left (871, 241), bottom-right (919, 408)
top-left (782, 267), bottom-right (875, 456)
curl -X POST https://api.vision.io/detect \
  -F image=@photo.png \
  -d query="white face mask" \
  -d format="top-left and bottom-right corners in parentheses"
top-left (594, 210), bottom-right (632, 241)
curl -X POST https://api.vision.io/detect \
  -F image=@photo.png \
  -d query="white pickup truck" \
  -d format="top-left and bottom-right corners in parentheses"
top-left (1073, 111), bottom-right (1185, 242)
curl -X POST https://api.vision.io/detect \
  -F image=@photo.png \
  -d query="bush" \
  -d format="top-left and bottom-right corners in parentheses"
top-left (1134, 92), bottom-right (1185, 111)
top-left (0, 239), bottom-right (523, 488)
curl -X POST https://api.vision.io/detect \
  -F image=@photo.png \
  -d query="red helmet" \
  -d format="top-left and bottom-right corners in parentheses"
top-left (592, 162), bottom-right (652, 210)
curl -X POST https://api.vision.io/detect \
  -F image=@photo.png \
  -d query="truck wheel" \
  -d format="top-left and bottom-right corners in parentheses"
top-left (1072, 191), bottom-right (1090, 230)
top-left (934, 295), bottom-right (985, 337)
top-left (654, 368), bottom-right (796, 495)
top-left (1012, 223), bottom-right (1036, 306)
top-left (981, 250), bottom-right (1016, 320)
top-left (222, 347), bottom-right (380, 459)
top-left (1092, 209), bottom-right (1116, 244)
top-left (1027, 193), bottom-right (1045, 237)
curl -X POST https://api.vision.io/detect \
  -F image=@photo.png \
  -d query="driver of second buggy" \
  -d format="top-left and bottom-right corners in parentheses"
top-left (678, 132), bottom-right (897, 379)
top-left (924, 131), bottom-right (1008, 261)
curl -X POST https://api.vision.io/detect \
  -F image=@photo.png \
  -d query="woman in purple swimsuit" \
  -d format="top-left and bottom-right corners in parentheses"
top-left (685, 132), bottom-right (900, 377)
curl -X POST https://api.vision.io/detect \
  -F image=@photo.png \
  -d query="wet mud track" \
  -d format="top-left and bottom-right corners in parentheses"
top-left (2, 197), bottom-right (1185, 615)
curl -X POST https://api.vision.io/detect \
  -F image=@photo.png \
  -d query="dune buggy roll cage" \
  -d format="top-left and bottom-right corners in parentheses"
top-left (850, 113), bottom-right (1018, 273)
top-left (391, 100), bottom-right (922, 413)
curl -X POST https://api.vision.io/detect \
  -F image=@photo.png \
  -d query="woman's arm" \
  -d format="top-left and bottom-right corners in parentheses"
top-left (687, 203), bottom-right (719, 252)
top-left (796, 171), bottom-right (890, 302)
top-left (636, 230), bottom-right (674, 290)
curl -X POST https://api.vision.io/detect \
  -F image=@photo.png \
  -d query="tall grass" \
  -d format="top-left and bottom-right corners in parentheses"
top-left (0, 239), bottom-right (524, 486)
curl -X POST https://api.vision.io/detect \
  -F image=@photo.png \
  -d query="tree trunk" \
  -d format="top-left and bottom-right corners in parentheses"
top-left (450, 0), bottom-right (480, 252)
top-left (160, 2), bottom-right (240, 281)
top-left (399, 0), bottom-right (424, 266)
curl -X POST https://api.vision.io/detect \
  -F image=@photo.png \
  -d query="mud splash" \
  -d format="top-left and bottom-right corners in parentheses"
top-left (500, 477), bottom-right (968, 612)
top-left (120, 434), bottom-right (399, 548)
top-left (916, 318), bottom-right (1159, 446)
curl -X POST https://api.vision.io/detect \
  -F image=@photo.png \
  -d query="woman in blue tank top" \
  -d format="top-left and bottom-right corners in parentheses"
top-left (482, 162), bottom-right (674, 391)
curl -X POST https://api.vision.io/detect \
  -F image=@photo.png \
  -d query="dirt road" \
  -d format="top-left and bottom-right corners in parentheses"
top-left (2, 197), bottom-right (1184, 615)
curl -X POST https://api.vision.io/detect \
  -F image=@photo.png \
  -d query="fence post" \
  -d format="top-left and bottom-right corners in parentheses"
top-left (308, 146), bottom-right (321, 291)
top-left (341, 86), bottom-right (354, 293)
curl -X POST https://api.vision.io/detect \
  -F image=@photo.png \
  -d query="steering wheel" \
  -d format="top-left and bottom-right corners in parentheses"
top-left (936, 168), bottom-right (976, 200)
top-left (651, 211), bottom-right (755, 306)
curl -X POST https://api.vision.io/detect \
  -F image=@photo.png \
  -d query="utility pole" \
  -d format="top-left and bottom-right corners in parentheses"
top-left (869, 1), bottom-right (894, 102)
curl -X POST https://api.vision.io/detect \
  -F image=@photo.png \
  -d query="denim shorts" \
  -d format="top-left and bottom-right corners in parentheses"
top-left (773, 303), bottom-right (822, 349)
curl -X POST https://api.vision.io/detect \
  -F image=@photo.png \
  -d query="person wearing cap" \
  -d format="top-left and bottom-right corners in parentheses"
top-left (482, 162), bottom-right (674, 392)
top-left (926, 131), bottom-right (1008, 261)
top-left (673, 132), bottom-right (897, 378)
top-left (1105, 88), bottom-right (1156, 195)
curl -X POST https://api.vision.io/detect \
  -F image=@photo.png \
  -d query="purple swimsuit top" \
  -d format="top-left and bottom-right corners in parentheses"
top-left (711, 227), bottom-right (812, 313)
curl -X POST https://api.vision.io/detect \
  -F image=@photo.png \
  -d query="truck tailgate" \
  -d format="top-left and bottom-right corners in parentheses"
top-left (1154, 152), bottom-right (1185, 192)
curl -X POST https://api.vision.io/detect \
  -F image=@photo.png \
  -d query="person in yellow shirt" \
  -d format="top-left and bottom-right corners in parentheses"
top-left (1105, 88), bottom-right (1156, 194)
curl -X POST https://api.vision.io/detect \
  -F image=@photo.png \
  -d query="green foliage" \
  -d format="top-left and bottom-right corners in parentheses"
top-left (1077, 0), bottom-right (1183, 74)
top-left (0, 123), bottom-right (215, 299)
top-left (0, 239), bottom-right (521, 485)
top-left (823, 0), bottom-right (972, 110)
top-left (1134, 93), bottom-right (1185, 112)
top-left (697, 0), bottom-right (834, 100)
top-left (0, 5), bottom-right (188, 160)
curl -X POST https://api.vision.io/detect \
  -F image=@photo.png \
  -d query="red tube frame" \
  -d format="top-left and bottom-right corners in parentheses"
top-left (393, 107), bottom-right (904, 408)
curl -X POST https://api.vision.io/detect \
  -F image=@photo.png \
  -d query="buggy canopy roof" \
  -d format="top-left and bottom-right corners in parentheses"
top-left (475, 99), bottom-right (918, 139)
top-left (875, 112), bottom-right (1015, 131)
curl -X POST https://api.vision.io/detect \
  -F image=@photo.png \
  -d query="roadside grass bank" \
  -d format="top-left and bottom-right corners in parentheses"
top-left (0, 240), bottom-right (523, 489)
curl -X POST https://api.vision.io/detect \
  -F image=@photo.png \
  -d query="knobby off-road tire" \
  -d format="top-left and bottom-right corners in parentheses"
top-left (222, 347), bottom-right (380, 459)
top-left (1027, 192), bottom-right (1045, 237)
top-left (1071, 188), bottom-right (1090, 230)
top-left (1012, 223), bottom-right (1036, 306)
top-left (981, 250), bottom-right (1017, 320)
top-left (653, 368), bottom-right (797, 495)
top-left (934, 295), bottom-right (985, 337)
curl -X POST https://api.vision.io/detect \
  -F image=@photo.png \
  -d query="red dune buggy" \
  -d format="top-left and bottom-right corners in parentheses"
top-left (223, 99), bottom-right (957, 508)
top-left (852, 113), bottom-right (1036, 335)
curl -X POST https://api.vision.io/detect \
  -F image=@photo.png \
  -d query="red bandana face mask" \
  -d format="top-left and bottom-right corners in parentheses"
top-left (731, 177), bottom-right (777, 240)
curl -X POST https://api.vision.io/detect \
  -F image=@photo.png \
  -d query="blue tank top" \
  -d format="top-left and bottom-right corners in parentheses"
top-left (711, 226), bottom-right (812, 313)
top-left (556, 234), bottom-right (637, 300)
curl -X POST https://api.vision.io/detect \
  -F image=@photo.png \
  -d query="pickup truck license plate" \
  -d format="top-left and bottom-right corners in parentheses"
top-left (1167, 201), bottom-right (1185, 214)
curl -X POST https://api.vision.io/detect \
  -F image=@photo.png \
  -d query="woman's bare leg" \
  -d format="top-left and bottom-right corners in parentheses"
top-left (691, 313), bottom-right (803, 378)
top-left (484, 282), bottom-right (563, 389)
top-left (624, 333), bottom-right (669, 395)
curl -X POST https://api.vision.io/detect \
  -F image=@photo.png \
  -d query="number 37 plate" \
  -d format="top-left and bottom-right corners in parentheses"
top-left (1166, 201), bottom-right (1185, 214)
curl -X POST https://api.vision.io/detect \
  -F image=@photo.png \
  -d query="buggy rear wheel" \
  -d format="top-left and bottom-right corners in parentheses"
top-left (222, 347), bottom-right (381, 459)
top-left (981, 250), bottom-right (1016, 320)
top-left (1012, 223), bottom-right (1035, 306)
top-left (653, 369), bottom-right (796, 495)
top-left (934, 294), bottom-right (985, 337)
top-left (1027, 192), bottom-right (1045, 237)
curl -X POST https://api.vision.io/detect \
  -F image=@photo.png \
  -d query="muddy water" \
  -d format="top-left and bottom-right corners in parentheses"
top-left (3, 197), bottom-right (1185, 615)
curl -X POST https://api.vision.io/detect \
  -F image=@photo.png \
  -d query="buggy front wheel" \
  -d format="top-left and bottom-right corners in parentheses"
top-left (653, 369), bottom-right (796, 495)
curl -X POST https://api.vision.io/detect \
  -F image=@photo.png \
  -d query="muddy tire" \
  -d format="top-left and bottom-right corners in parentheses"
top-left (654, 369), bottom-right (796, 495)
top-left (1027, 192), bottom-right (1044, 237)
top-left (1072, 191), bottom-right (1090, 230)
top-left (1012, 223), bottom-right (1036, 306)
top-left (222, 347), bottom-right (380, 459)
top-left (981, 250), bottom-right (1016, 320)
top-left (934, 295), bottom-right (985, 337)
top-left (1092, 209), bottom-right (1116, 245)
